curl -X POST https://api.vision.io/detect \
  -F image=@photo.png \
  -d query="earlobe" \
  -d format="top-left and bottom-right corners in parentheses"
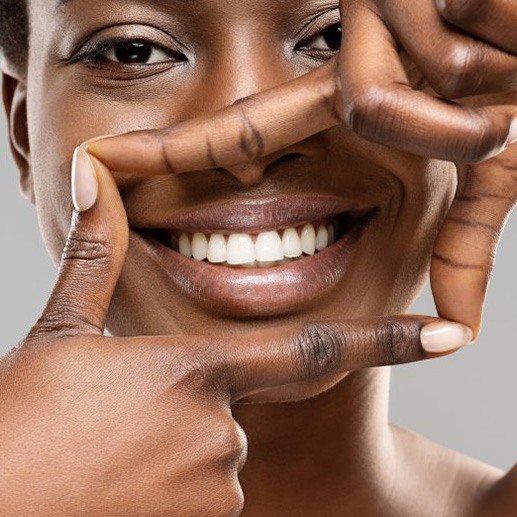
top-left (2, 71), bottom-right (34, 204)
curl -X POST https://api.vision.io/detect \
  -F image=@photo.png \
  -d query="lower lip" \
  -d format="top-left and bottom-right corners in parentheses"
top-left (134, 215), bottom-right (372, 318)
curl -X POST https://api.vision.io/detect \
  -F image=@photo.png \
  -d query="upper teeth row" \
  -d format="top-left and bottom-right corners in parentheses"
top-left (178, 223), bottom-right (336, 266)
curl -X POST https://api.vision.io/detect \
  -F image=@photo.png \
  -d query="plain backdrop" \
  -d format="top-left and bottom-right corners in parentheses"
top-left (1, 113), bottom-right (516, 471)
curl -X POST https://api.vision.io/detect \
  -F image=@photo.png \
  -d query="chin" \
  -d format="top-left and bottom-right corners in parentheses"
top-left (235, 373), bottom-right (348, 404)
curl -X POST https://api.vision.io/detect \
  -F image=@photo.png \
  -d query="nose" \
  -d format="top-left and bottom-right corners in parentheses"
top-left (182, 28), bottom-right (323, 186)
top-left (222, 150), bottom-right (318, 188)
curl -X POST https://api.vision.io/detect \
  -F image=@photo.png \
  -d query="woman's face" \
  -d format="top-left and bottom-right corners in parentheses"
top-left (24, 0), bottom-right (455, 398)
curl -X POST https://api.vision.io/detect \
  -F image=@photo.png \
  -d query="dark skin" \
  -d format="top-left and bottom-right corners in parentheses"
top-left (1, 0), bottom-right (516, 515)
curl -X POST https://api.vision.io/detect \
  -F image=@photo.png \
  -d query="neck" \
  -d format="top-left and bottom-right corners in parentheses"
top-left (233, 368), bottom-right (396, 515)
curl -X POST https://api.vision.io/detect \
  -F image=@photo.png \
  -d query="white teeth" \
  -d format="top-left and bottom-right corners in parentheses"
top-left (174, 220), bottom-right (338, 266)
top-left (207, 234), bottom-right (227, 263)
top-left (227, 234), bottom-right (256, 265)
top-left (179, 233), bottom-right (193, 258)
top-left (255, 231), bottom-right (284, 262)
top-left (282, 227), bottom-right (303, 258)
top-left (301, 223), bottom-right (316, 256)
top-left (192, 232), bottom-right (208, 261)
top-left (316, 225), bottom-right (329, 251)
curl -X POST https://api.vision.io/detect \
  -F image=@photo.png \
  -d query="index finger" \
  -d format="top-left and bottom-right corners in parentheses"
top-left (87, 10), bottom-right (517, 174)
top-left (217, 316), bottom-right (472, 402)
top-left (86, 61), bottom-right (342, 174)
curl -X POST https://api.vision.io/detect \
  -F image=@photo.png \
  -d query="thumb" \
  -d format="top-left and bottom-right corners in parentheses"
top-left (30, 147), bottom-right (128, 338)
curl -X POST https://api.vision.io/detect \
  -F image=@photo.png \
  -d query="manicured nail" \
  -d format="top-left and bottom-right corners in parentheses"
top-left (420, 321), bottom-right (473, 353)
top-left (72, 147), bottom-right (98, 212)
top-left (507, 118), bottom-right (517, 146)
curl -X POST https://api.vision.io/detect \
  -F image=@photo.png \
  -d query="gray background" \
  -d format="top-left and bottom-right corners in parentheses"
top-left (1, 116), bottom-right (515, 471)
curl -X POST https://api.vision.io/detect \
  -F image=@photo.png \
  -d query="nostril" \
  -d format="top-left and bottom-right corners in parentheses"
top-left (224, 152), bottom-right (309, 187)
top-left (272, 153), bottom-right (306, 166)
top-left (264, 153), bottom-right (309, 179)
top-left (265, 153), bottom-right (307, 176)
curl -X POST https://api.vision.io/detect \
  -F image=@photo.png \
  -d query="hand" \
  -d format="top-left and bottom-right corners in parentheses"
top-left (0, 149), bottom-right (471, 515)
top-left (337, 0), bottom-right (517, 162)
top-left (339, 1), bottom-right (517, 335)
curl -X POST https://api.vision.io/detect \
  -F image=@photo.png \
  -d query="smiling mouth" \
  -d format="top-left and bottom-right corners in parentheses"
top-left (141, 213), bottom-right (362, 269)
top-left (132, 196), bottom-right (376, 317)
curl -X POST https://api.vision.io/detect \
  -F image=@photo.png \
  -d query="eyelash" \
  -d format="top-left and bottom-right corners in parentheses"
top-left (68, 37), bottom-right (187, 66)
top-left (297, 23), bottom-right (342, 56)
top-left (68, 23), bottom-right (342, 69)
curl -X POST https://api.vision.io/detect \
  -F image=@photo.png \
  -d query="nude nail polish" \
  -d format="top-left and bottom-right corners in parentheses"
top-left (420, 322), bottom-right (473, 353)
top-left (72, 146), bottom-right (98, 212)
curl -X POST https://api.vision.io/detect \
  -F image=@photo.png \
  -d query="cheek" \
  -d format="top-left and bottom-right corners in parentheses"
top-left (382, 159), bottom-right (457, 312)
top-left (26, 75), bottom-right (179, 264)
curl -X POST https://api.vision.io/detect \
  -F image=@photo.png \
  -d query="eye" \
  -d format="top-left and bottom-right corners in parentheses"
top-left (303, 24), bottom-right (342, 52)
top-left (103, 40), bottom-right (172, 65)
top-left (68, 36), bottom-right (187, 68)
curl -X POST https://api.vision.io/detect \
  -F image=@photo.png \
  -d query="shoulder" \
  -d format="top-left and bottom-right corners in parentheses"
top-left (388, 424), bottom-right (514, 517)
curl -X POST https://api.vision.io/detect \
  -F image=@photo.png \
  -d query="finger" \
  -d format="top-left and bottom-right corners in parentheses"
top-left (86, 61), bottom-right (342, 174)
top-left (381, 0), bottom-right (517, 97)
top-left (29, 148), bottom-right (129, 338)
top-left (88, 4), bottom-right (516, 172)
top-left (431, 146), bottom-right (517, 338)
top-left (220, 316), bottom-right (472, 401)
top-left (338, 1), bottom-right (517, 163)
top-left (436, 0), bottom-right (517, 55)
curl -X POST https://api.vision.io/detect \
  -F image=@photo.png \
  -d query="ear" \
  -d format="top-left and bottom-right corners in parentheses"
top-left (2, 70), bottom-right (34, 204)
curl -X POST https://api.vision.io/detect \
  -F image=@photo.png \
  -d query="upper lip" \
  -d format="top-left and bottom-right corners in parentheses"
top-left (132, 195), bottom-right (375, 234)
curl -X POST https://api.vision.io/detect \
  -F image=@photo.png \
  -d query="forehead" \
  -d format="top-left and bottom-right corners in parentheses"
top-left (30, 0), bottom-right (339, 48)
top-left (44, 0), bottom-right (336, 15)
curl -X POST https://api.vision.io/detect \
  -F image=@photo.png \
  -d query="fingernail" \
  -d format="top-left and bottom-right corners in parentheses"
top-left (507, 118), bottom-right (517, 146)
top-left (420, 321), bottom-right (473, 353)
top-left (72, 147), bottom-right (98, 212)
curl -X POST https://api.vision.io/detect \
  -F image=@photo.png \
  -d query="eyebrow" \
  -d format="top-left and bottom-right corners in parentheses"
top-left (55, 0), bottom-right (194, 14)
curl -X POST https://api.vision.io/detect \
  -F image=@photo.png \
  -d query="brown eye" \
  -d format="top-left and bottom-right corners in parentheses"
top-left (105, 40), bottom-right (171, 64)
top-left (308, 24), bottom-right (342, 51)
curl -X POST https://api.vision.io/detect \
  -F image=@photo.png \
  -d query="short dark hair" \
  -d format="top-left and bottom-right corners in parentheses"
top-left (0, 0), bottom-right (29, 73)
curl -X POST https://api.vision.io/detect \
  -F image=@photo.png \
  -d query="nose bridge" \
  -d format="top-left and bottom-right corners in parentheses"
top-left (182, 19), bottom-right (321, 186)
top-left (201, 23), bottom-right (291, 112)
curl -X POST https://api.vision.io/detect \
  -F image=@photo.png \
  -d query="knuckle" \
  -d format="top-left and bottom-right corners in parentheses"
top-left (459, 113), bottom-right (506, 163)
top-left (32, 303), bottom-right (105, 339)
top-left (433, 42), bottom-right (480, 97)
top-left (238, 109), bottom-right (265, 161)
top-left (294, 322), bottom-right (343, 379)
top-left (345, 85), bottom-right (406, 140)
top-left (31, 310), bottom-right (89, 338)
top-left (212, 419), bottom-right (248, 471)
top-left (62, 224), bottom-right (112, 265)
top-left (319, 66), bottom-right (344, 124)
top-left (374, 319), bottom-right (418, 365)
